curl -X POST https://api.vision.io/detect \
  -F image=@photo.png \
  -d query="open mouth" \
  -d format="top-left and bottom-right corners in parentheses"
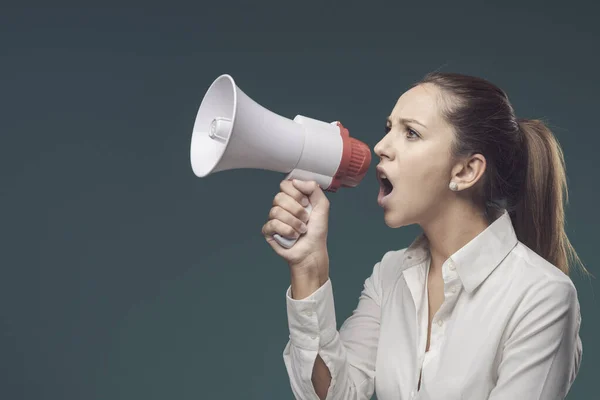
top-left (381, 177), bottom-right (393, 196)
top-left (377, 168), bottom-right (394, 206)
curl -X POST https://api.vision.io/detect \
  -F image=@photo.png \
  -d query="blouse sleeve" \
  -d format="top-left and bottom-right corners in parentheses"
top-left (487, 280), bottom-right (583, 400)
top-left (282, 260), bottom-right (384, 399)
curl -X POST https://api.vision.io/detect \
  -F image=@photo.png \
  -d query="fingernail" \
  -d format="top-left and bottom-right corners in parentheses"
top-left (300, 223), bottom-right (307, 233)
top-left (300, 197), bottom-right (309, 207)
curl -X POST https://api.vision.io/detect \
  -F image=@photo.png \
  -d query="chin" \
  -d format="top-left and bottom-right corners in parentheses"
top-left (383, 209), bottom-right (412, 229)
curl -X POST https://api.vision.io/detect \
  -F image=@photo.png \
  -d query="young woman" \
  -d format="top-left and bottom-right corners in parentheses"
top-left (261, 72), bottom-right (585, 400)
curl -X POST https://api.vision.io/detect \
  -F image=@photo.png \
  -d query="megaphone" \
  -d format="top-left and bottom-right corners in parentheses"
top-left (190, 74), bottom-right (371, 248)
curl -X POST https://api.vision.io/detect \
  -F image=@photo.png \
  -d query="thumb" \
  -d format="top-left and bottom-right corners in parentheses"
top-left (292, 179), bottom-right (328, 206)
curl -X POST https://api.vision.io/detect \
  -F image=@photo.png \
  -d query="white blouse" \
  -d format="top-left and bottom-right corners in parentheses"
top-left (282, 209), bottom-right (582, 399)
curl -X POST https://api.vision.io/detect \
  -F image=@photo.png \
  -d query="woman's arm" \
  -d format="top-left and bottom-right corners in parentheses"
top-left (288, 273), bottom-right (333, 398)
top-left (283, 259), bottom-right (385, 399)
top-left (488, 280), bottom-right (582, 399)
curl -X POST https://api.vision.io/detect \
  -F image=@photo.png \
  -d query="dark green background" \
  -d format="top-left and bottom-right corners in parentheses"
top-left (1, 2), bottom-right (597, 399)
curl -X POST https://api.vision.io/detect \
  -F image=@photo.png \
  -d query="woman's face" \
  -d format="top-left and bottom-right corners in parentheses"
top-left (374, 83), bottom-right (458, 228)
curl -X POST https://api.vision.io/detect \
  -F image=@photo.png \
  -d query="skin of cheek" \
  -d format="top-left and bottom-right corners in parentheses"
top-left (384, 140), bottom-right (454, 229)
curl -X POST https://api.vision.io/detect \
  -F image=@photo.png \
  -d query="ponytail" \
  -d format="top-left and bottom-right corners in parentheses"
top-left (514, 119), bottom-right (588, 276)
top-left (417, 72), bottom-right (589, 277)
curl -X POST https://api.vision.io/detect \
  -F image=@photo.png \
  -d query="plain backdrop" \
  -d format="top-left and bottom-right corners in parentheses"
top-left (1, 1), bottom-right (598, 399)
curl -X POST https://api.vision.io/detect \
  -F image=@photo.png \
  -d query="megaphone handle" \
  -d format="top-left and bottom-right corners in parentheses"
top-left (272, 203), bottom-right (313, 249)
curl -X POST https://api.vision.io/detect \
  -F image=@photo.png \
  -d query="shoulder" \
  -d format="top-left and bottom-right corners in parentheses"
top-left (497, 241), bottom-right (580, 319)
top-left (507, 241), bottom-right (577, 293)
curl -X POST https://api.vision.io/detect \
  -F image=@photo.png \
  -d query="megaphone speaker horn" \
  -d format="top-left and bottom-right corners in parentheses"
top-left (190, 74), bottom-right (371, 248)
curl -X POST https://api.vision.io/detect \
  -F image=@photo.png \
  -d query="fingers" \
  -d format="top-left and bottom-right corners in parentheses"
top-left (273, 191), bottom-right (310, 222)
top-left (291, 179), bottom-right (328, 205)
top-left (279, 179), bottom-right (310, 207)
top-left (270, 204), bottom-right (308, 232)
top-left (262, 217), bottom-right (306, 240)
top-left (262, 180), bottom-right (312, 244)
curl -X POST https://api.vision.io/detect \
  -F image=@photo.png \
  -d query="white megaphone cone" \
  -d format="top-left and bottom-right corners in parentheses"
top-left (190, 74), bottom-right (371, 248)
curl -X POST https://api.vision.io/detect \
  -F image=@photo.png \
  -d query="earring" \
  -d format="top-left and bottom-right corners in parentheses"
top-left (449, 181), bottom-right (459, 191)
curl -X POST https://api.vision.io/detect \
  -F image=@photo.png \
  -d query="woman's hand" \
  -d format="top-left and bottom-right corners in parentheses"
top-left (262, 179), bottom-right (330, 283)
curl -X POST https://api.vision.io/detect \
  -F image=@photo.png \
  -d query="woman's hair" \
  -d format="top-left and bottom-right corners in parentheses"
top-left (417, 72), bottom-right (588, 276)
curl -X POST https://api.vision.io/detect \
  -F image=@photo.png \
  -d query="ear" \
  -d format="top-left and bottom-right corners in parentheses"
top-left (450, 153), bottom-right (487, 190)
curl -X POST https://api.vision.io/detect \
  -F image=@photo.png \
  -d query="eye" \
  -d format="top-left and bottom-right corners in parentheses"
top-left (384, 124), bottom-right (391, 134)
top-left (406, 127), bottom-right (420, 140)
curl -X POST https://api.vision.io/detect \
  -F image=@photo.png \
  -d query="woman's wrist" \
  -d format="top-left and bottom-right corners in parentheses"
top-left (289, 275), bottom-right (323, 300)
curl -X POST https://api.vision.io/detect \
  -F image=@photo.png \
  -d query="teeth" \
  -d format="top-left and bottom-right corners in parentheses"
top-left (380, 173), bottom-right (387, 179)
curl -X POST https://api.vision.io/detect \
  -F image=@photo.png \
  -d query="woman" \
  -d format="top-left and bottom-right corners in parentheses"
top-left (261, 72), bottom-right (585, 400)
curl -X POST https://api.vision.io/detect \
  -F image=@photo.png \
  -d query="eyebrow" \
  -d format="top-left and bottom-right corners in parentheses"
top-left (386, 116), bottom-right (427, 130)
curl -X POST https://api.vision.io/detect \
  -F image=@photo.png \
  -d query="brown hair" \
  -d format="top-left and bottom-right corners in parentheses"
top-left (417, 72), bottom-right (588, 276)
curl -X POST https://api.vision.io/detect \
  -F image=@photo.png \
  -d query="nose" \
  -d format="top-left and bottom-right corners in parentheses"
top-left (374, 136), bottom-right (391, 160)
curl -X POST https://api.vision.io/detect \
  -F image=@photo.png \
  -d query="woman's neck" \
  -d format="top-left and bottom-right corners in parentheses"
top-left (420, 203), bottom-right (497, 272)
